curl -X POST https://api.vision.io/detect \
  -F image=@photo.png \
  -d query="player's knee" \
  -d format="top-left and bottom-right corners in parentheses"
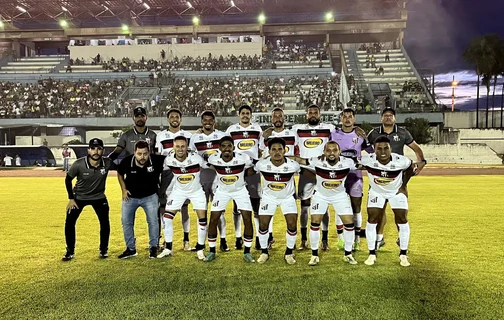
top-left (311, 215), bottom-right (323, 224)
top-left (395, 214), bottom-right (408, 224)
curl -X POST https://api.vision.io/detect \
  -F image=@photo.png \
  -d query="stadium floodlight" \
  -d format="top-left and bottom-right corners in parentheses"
top-left (16, 6), bottom-right (27, 13)
top-left (325, 12), bottom-right (334, 22)
top-left (62, 6), bottom-right (68, 12)
top-left (192, 16), bottom-right (200, 25)
top-left (142, 2), bottom-right (150, 10)
top-left (187, 1), bottom-right (193, 8)
top-left (122, 24), bottom-right (129, 32)
top-left (0, 21), bottom-right (4, 28)
top-left (258, 13), bottom-right (266, 24)
top-left (230, 0), bottom-right (235, 7)
top-left (60, 20), bottom-right (68, 27)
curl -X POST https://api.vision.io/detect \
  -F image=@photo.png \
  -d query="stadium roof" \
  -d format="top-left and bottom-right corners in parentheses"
top-left (0, 0), bottom-right (404, 29)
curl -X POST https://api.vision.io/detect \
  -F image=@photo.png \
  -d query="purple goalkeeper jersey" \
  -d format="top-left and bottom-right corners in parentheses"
top-left (330, 128), bottom-right (372, 178)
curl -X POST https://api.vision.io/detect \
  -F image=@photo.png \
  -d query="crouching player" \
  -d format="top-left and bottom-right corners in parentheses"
top-left (360, 136), bottom-right (415, 267)
top-left (294, 141), bottom-right (358, 266)
top-left (204, 136), bottom-right (256, 263)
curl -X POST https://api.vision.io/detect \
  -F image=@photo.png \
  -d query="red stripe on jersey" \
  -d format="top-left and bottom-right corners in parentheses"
top-left (261, 172), bottom-right (295, 182)
top-left (297, 129), bottom-right (331, 138)
top-left (264, 136), bottom-right (296, 146)
top-left (229, 131), bottom-right (261, 140)
top-left (168, 164), bottom-right (201, 174)
top-left (365, 166), bottom-right (402, 179)
top-left (315, 167), bottom-right (350, 180)
top-left (213, 164), bottom-right (246, 175)
top-left (161, 139), bottom-right (174, 149)
top-left (194, 140), bottom-right (220, 151)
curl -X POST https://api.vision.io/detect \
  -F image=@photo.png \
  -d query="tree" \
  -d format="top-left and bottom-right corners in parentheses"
top-left (359, 121), bottom-right (374, 135)
top-left (215, 119), bottom-right (233, 132)
top-left (482, 73), bottom-right (491, 128)
top-left (111, 125), bottom-right (133, 139)
top-left (404, 117), bottom-right (432, 144)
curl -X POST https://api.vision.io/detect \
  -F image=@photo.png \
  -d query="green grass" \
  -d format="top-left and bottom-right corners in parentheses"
top-left (1, 176), bottom-right (503, 319)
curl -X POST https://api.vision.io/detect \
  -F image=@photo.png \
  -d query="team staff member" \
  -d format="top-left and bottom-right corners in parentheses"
top-left (108, 107), bottom-right (157, 159)
top-left (367, 107), bottom-right (426, 248)
top-left (117, 140), bottom-right (166, 260)
top-left (62, 138), bottom-right (115, 261)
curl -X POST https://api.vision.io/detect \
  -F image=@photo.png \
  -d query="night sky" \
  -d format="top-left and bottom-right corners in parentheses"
top-left (404, 0), bottom-right (504, 110)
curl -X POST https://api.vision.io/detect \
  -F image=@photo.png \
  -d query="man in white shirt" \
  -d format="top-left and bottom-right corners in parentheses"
top-left (3, 154), bottom-right (13, 166)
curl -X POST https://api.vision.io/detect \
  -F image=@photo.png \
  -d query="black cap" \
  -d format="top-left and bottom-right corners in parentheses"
top-left (134, 107), bottom-right (147, 116)
top-left (381, 107), bottom-right (396, 115)
top-left (88, 138), bottom-right (104, 148)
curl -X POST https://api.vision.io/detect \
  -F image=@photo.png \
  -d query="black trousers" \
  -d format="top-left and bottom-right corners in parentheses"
top-left (64, 198), bottom-right (110, 253)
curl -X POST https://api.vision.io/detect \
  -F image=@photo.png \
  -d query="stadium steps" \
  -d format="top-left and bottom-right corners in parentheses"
top-left (0, 55), bottom-right (66, 74)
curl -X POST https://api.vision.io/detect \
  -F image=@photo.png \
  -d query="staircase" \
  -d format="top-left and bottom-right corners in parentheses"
top-left (0, 55), bottom-right (67, 74)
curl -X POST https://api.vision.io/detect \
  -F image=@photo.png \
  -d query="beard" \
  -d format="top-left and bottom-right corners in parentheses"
top-left (274, 121), bottom-right (283, 128)
top-left (135, 120), bottom-right (145, 127)
top-left (308, 117), bottom-right (320, 126)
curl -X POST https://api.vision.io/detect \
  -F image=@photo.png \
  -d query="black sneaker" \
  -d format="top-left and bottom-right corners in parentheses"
top-left (99, 251), bottom-right (109, 259)
top-left (62, 251), bottom-right (74, 261)
top-left (220, 240), bottom-right (230, 252)
top-left (235, 237), bottom-right (243, 250)
top-left (149, 247), bottom-right (157, 259)
top-left (118, 248), bottom-right (138, 259)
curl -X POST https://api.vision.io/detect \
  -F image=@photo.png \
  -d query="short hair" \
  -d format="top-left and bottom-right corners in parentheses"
top-left (271, 107), bottom-right (284, 114)
top-left (238, 105), bottom-right (252, 114)
top-left (307, 104), bottom-right (320, 111)
top-left (134, 140), bottom-right (150, 151)
top-left (201, 110), bottom-right (215, 120)
top-left (324, 141), bottom-right (340, 150)
top-left (173, 136), bottom-right (188, 144)
top-left (374, 135), bottom-right (391, 145)
top-left (167, 108), bottom-right (182, 118)
top-left (341, 108), bottom-right (355, 116)
top-left (219, 136), bottom-right (234, 146)
top-left (268, 137), bottom-right (286, 151)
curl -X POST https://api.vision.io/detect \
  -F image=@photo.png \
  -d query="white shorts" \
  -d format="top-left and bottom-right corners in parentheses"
top-left (298, 174), bottom-right (315, 201)
top-left (165, 188), bottom-right (207, 212)
top-left (311, 192), bottom-right (353, 216)
top-left (211, 187), bottom-right (252, 212)
top-left (259, 195), bottom-right (298, 216)
top-left (367, 189), bottom-right (409, 210)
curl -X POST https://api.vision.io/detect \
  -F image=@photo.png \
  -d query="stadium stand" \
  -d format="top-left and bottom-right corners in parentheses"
top-left (0, 56), bottom-right (67, 74)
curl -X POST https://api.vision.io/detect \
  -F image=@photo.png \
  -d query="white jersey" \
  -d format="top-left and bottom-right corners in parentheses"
top-left (305, 156), bottom-right (356, 197)
top-left (156, 129), bottom-right (193, 156)
top-left (255, 158), bottom-right (300, 199)
top-left (163, 151), bottom-right (207, 192)
top-left (292, 123), bottom-right (335, 159)
top-left (226, 123), bottom-right (262, 160)
top-left (208, 152), bottom-right (253, 192)
top-left (189, 130), bottom-right (226, 185)
top-left (360, 153), bottom-right (412, 196)
top-left (260, 128), bottom-right (298, 157)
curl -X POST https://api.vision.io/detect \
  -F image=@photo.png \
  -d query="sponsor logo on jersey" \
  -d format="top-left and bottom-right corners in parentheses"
top-left (220, 176), bottom-right (239, 185)
top-left (374, 177), bottom-right (393, 186)
top-left (322, 181), bottom-right (342, 189)
top-left (238, 139), bottom-right (256, 150)
top-left (268, 183), bottom-right (287, 191)
top-left (177, 174), bottom-right (195, 184)
top-left (304, 138), bottom-right (323, 148)
top-left (204, 150), bottom-right (218, 156)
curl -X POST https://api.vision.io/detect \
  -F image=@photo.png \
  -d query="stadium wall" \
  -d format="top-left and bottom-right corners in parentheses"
top-left (445, 111), bottom-right (504, 129)
top-left (457, 129), bottom-right (504, 155)
top-left (70, 43), bottom-right (263, 61)
top-left (404, 144), bottom-right (502, 165)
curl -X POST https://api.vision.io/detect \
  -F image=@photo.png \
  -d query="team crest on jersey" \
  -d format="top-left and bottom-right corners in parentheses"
top-left (381, 171), bottom-right (388, 177)
top-left (329, 171), bottom-right (336, 178)
top-left (100, 168), bottom-right (106, 175)
top-left (220, 176), bottom-right (239, 185)
top-left (238, 140), bottom-right (255, 150)
top-left (178, 174), bottom-right (195, 184)
top-left (322, 181), bottom-right (342, 189)
top-left (374, 178), bottom-right (393, 186)
top-left (393, 135), bottom-right (400, 142)
top-left (206, 141), bottom-right (213, 148)
top-left (145, 137), bottom-right (151, 144)
top-left (243, 131), bottom-right (249, 138)
top-left (268, 183), bottom-right (287, 191)
top-left (352, 137), bottom-right (358, 144)
top-left (304, 138), bottom-right (323, 148)
top-left (311, 130), bottom-right (317, 136)
top-left (147, 166), bottom-right (154, 172)
top-left (180, 167), bottom-right (187, 174)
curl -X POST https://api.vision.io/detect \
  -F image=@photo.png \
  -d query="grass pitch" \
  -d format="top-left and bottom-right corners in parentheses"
top-left (1, 175), bottom-right (503, 319)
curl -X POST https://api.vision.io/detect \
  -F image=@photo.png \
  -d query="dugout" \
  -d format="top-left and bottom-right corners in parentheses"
top-left (0, 146), bottom-right (56, 166)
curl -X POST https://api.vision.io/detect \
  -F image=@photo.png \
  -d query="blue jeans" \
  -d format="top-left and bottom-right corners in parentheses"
top-left (121, 193), bottom-right (159, 250)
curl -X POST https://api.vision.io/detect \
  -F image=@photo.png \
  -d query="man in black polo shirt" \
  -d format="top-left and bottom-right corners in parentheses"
top-left (117, 140), bottom-right (166, 259)
top-left (62, 138), bottom-right (115, 261)
top-left (367, 107), bottom-right (426, 248)
top-left (108, 107), bottom-right (157, 160)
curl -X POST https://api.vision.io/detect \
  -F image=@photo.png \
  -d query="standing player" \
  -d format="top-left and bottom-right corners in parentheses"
top-left (189, 110), bottom-right (228, 252)
top-left (367, 107), bottom-right (426, 248)
top-left (62, 138), bottom-right (115, 261)
top-left (360, 136), bottom-right (415, 267)
top-left (225, 105), bottom-right (262, 250)
top-left (108, 107), bottom-right (157, 160)
top-left (156, 108), bottom-right (193, 251)
top-left (157, 136), bottom-right (208, 260)
top-left (255, 138), bottom-right (300, 265)
top-left (259, 107), bottom-right (299, 249)
top-left (204, 136), bottom-right (256, 263)
top-left (330, 108), bottom-right (372, 251)
top-left (292, 104), bottom-right (334, 250)
top-left (294, 141), bottom-right (358, 266)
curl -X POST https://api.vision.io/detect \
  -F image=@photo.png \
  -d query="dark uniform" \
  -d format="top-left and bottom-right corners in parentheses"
top-left (64, 140), bottom-right (115, 257)
top-left (367, 125), bottom-right (414, 155)
top-left (117, 127), bottom-right (157, 157)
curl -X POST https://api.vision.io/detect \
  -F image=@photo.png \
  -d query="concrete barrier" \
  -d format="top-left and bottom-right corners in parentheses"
top-left (404, 144), bottom-right (502, 164)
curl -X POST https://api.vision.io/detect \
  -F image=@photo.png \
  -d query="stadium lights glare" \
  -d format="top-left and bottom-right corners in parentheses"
top-left (142, 2), bottom-right (150, 10)
top-left (60, 20), bottom-right (68, 27)
top-left (325, 12), bottom-right (334, 22)
top-left (61, 6), bottom-right (68, 12)
top-left (187, 1), bottom-right (193, 8)
top-left (192, 16), bottom-right (200, 25)
top-left (16, 6), bottom-right (27, 13)
top-left (122, 24), bottom-right (129, 32)
top-left (230, 0), bottom-right (235, 7)
top-left (0, 21), bottom-right (4, 28)
top-left (258, 13), bottom-right (266, 24)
